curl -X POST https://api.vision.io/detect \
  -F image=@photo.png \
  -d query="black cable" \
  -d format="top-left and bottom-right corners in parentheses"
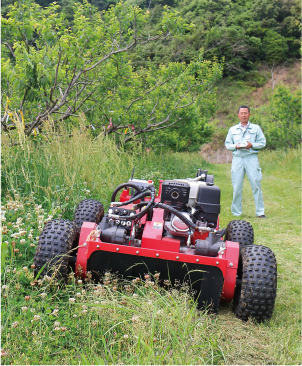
top-left (154, 202), bottom-right (197, 230)
top-left (135, 202), bottom-right (149, 208)
top-left (110, 182), bottom-right (143, 203)
top-left (110, 185), bottom-right (156, 220)
top-left (114, 190), bottom-right (151, 206)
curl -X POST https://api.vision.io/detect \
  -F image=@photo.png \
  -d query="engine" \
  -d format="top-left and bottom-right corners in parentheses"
top-left (161, 170), bottom-right (221, 240)
top-left (96, 169), bottom-right (224, 256)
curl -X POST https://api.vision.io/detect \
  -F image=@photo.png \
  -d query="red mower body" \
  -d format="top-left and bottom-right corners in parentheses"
top-left (75, 181), bottom-right (240, 313)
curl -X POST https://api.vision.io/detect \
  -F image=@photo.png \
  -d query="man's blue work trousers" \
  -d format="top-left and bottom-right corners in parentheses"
top-left (231, 155), bottom-right (265, 216)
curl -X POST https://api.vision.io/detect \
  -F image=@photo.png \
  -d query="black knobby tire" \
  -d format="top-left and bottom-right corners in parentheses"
top-left (225, 220), bottom-right (254, 254)
top-left (233, 245), bottom-right (277, 322)
top-left (34, 219), bottom-right (79, 282)
top-left (73, 199), bottom-right (104, 230)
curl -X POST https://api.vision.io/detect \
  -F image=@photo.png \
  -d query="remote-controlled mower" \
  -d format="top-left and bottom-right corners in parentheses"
top-left (34, 169), bottom-right (277, 322)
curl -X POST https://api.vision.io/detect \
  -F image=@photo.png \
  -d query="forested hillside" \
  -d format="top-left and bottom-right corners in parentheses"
top-left (3, 0), bottom-right (300, 75)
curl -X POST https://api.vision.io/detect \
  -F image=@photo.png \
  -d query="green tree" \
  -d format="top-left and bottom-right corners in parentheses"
top-left (128, 0), bottom-right (300, 76)
top-left (1, 0), bottom-right (222, 146)
top-left (262, 30), bottom-right (289, 64)
top-left (253, 86), bottom-right (301, 149)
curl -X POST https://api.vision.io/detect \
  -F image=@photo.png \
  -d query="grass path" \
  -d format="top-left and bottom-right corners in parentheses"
top-left (205, 153), bottom-right (301, 365)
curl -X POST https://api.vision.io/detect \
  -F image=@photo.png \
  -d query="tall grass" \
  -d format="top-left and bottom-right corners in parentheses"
top-left (1, 264), bottom-right (224, 365)
top-left (2, 122), bottom-right (133, 216)
top-left (2, 122), bottom-right (208, 218)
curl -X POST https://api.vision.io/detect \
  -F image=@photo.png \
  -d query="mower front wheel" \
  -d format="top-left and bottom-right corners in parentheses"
top-left (34, 219), bottom-right (79, 282)
top-left (233, 245), bottom-right (277, 322)
top-left (73, 199), bottom-right (104, 230)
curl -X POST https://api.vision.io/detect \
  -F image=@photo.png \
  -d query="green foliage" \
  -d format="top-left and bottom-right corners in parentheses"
top-left (145, 107), bottom-right (213, 151)
top-left (3, 0), bottom-right (299, 77)
top-left (262, 30), bottom-right (289, 63)
top-left (2, 0), bottom-right (221, 148)
top-left (252, 86), bottom-right (301, 150)
top-left (129, 0), bottom-right (300, 75)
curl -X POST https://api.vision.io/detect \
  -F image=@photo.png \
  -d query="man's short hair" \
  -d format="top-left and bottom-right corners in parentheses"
top-left (238, 105), bottom-right (250, 113)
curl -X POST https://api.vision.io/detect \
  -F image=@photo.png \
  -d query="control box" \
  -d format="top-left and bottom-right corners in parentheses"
top-left (160, 180), bottom-right (190, 210)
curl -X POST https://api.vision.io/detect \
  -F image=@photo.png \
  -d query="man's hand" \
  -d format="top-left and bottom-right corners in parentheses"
top-left (236, 142), bottom-right (253, 149)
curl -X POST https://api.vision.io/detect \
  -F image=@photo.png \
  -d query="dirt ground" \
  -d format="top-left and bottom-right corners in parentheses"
top-left (200, 61), bottom-right (300, 164)
top-left (200, 145), bottom-right (234, 164)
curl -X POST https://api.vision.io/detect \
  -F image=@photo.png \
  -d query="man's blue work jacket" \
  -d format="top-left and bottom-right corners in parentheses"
top-left (225, 122), bottom-right (266, 157)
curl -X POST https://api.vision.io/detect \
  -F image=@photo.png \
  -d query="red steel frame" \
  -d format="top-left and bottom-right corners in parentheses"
top-left (76, 179), bottom-right (239, 302)
top-left (76, 223), bottom-right (239, 303)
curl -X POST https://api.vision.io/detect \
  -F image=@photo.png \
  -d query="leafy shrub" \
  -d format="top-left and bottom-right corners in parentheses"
top-left (252, 86), bottom-right (301, 149)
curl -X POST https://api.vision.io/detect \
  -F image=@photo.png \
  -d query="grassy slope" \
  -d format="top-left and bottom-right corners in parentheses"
top-left (205, 61), bottom-right (301, 151)
top-left (207, 148), bottom-right (301, 364)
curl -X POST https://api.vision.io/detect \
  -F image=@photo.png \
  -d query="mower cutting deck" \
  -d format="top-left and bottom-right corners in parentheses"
top-left (34, 169), bottom-right (277, 322)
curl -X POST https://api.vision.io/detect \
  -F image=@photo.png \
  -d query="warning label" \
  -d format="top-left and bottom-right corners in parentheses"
top-left (153, 222), bottom-right (163, 230)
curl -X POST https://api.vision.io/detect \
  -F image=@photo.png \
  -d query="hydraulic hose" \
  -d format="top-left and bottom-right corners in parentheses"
top-left (112, 190), bottom-right (151, 207)
top-left (109, 185), bottom-right (156, 221)
top-left (154, 202), bottom-right (198, 230)
top-left (135, 202), bottom-right (149, 208)
top-left (111, 183), bottom-right (143, 203)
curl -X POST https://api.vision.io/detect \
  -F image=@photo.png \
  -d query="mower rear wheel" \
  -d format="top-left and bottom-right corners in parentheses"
top-left (73, 199), bottom-right (104, 230)
top-left (233, 245), bottom-right (277, 322)
top-left (225, 220), bottom-right (254, 254)
top-left (34, 219), bottom-right (79, 282)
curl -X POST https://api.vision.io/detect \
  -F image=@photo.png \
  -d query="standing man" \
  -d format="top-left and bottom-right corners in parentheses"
top-left (225, 105), bottom-right (267, 218)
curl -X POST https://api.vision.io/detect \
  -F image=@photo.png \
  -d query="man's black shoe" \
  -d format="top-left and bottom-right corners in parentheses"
top-left (258, 215), bottom-right (267, 218)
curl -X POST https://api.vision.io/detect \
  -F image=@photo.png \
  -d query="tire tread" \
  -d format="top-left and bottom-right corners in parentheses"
top-left (73, 199), bottom-right (104, 230)
top-left (233, 245), bottom-right (277, 322)
top-left (34, 219), bottom-right (79, 281)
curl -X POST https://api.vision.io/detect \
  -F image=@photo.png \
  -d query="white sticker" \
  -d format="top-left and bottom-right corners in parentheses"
top-left (153, 222), bottom-right (163, 230)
